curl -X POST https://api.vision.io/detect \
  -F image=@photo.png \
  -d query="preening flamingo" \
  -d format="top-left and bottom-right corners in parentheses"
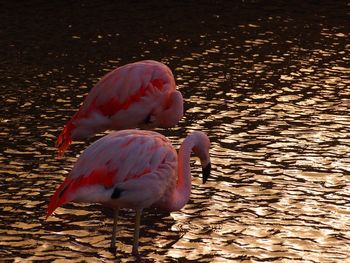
top-left (56, 60), bottom-right (183, 156)
top-left (47, 129), bottom-right (211, 255)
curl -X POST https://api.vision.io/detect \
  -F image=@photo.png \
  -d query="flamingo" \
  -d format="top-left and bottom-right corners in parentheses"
top-left (46, 129), bottom-right (211, 255)
top-left (56, 60), bottom-right (184, 156)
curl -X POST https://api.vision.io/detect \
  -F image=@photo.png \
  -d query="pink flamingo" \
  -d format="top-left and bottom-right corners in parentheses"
top-left (47, 129), bottom-right (211, 255)
top-left (56, 60), bottom-right (183, 156)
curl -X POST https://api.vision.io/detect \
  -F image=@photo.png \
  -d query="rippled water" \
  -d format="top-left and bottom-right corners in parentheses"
top-left (1, 1), bottom-right (349, 262)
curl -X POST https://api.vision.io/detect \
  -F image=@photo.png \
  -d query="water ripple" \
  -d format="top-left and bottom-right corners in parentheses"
top-left (1, 1), bottom-right (350, 262)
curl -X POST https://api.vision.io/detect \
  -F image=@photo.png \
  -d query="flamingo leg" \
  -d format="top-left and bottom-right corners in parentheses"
top-left (132, 208), bottom-right (142, 255)
top-left (110, 208), bottom-right (119, 249)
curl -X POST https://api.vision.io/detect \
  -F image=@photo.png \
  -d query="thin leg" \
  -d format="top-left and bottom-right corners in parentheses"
top-left (110, 208), bottom-right (119, 249)
top-left (132, 208), bottom-right (142, 256)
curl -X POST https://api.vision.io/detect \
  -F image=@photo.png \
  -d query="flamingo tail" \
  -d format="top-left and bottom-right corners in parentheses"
top-left (46, 166), bottom-right (116, 219)
top-left (46, 178), bottom-right (73, 219)
top-left (56, 113), bottom-right (78, 156)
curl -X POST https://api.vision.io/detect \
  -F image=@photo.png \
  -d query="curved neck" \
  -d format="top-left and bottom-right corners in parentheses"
top-left (169, 137), bottom-right (194, 211)
top-left (159, 91), bottom-right (183, 128)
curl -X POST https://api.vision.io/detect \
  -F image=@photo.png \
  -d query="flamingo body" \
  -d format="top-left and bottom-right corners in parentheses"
top-left (57, 60), bottom-right (183, 156)
top-left (48, 130), bottom-right (178, 216)
top-left (47, 130), bottom-right (211, 254)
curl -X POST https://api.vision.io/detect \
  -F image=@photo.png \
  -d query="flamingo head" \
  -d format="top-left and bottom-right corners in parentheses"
top-left (191, 131), bottom-right (211, 184)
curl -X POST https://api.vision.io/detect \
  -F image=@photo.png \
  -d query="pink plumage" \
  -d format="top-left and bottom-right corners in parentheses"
top-left (47, 129), bottom-right (211, 255)
top-left (56, 60), bottom-right (184, 156)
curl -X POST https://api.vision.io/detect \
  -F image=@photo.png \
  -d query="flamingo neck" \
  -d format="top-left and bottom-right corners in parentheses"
top-left (169, 137), bottom-right (195, 211)
top-left (159, 91), bottom-right (184, 128)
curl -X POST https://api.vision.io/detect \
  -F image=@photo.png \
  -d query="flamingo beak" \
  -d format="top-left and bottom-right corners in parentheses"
top-left (202, 162), bottom-right (211, 184)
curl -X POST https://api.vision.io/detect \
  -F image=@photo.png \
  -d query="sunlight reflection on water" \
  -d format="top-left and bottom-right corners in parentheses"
top-left (1, 2), bottom-right (350, 262)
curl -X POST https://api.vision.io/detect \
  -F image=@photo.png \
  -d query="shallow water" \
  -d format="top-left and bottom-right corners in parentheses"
top-left (1, 1), bottom-right (349, 262)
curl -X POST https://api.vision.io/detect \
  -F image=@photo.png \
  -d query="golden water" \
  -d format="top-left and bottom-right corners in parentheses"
top-left (1, 1), bottom-right (349, 262)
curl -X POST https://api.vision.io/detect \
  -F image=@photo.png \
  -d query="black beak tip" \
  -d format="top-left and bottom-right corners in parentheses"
top-left (202, 162), bottom-right (211, 184)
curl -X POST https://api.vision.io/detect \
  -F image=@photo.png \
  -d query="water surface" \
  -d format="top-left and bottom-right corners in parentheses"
top-left (1, 1), bottom-right (349, 262)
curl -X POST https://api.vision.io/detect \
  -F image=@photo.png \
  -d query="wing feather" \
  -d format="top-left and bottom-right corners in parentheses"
top-left (82, 60), bottom-right (174, 115)
top-left (48, 130), bottom-right (177, 217)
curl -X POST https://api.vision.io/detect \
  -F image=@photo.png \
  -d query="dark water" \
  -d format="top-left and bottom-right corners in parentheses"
top-left (1, 1), bottom-right (349, 262)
